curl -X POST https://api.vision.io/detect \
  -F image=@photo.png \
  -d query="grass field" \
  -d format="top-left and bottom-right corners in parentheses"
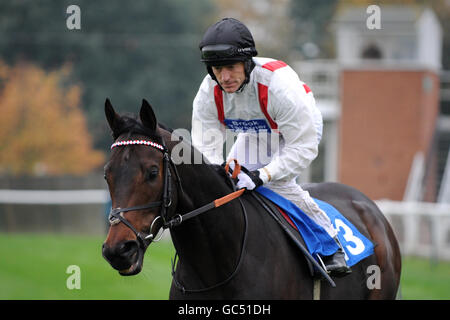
top-left (0, 233), bottom-right (174, 299)
top-left (0, 233), bottom-right (449, 299)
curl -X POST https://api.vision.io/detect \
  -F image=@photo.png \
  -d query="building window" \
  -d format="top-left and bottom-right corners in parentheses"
top-left (361, 43), bottom-right (383, 59)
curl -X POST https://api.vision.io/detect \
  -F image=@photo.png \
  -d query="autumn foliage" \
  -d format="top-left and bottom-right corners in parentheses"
top-left (0, 60), bottom-right (104, 175)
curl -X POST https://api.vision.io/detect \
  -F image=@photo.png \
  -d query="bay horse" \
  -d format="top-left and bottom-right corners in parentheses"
top-left (101, 99), bottom-right (401, 299)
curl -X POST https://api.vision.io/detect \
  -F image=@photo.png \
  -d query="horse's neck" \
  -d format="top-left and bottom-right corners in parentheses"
top-left (170, 155), bottom-right (245, 289)
top-left (164, 130), bottom-right (232, 210)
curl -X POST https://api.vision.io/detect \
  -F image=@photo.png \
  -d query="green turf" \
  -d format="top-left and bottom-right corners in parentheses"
top-left (0, 233), bottom-right (175, 299)
top-left (399, 256), bottom-right (450, 300)
top-left (1, 233), bottom-right (449, 299)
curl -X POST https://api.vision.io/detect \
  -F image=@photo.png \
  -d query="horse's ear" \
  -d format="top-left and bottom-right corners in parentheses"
top-left (105, 98), bottom-right (122, 137)
top-left (140, 99), bottom-right (157, 131)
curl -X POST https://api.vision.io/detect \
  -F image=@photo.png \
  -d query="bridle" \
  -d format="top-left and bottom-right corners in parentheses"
top-left (107, 137), bottom-right (248, 293)
top-left (108, 138), bottom-right (183, 247)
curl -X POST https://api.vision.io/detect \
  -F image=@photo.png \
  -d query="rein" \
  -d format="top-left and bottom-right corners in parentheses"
top-left (108, 137), bottom-right (248, 293)
top-left (164, 188), bottom-right (245, 228)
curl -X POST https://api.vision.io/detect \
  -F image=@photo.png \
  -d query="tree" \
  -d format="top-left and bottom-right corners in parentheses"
top-left (0, 0), bottom-right (215, 151)
top-left (214, 0), bottom-right (294, 60)
top-left (0, 60), bottom-right (104, 175)
top-left (289, 0), bottom-right (339, 59)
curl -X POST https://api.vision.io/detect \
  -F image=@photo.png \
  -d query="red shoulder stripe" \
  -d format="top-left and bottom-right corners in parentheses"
top-left (303, 84), bottom-right (311, 94)
top-left (214, 85), bottom-right (225, 124)
top-left (262, 60), bottom-right (287, 72)
top-left (257, 83), bottom-right (278, 130)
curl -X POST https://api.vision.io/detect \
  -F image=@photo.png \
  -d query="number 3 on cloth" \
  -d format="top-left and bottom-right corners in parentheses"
top-left (334, 218), bottom-right (366, 260)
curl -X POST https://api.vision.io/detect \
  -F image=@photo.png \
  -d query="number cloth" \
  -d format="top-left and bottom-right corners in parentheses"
top-left (256, 186), bottom-right (374, 266)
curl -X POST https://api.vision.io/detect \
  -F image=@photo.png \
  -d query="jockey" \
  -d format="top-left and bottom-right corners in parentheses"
top-left (191, 18), bottom-right (350, 276)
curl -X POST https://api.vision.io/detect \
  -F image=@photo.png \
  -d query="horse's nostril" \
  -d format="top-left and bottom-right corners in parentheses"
top-left (102, 240), bottom-right (139, 271)
top-left (118, 240), bottom-right (138, 257)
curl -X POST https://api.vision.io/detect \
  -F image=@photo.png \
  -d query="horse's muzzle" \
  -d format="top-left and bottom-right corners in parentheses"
top-left (102, 240), bottom-right (142, 275)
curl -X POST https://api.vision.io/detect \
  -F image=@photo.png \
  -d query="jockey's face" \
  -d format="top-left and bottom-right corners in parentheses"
top-left (212, 62), bottom-right (245, 93)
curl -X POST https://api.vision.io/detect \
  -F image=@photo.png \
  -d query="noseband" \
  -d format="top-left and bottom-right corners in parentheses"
top-left (108, 138), bottom-right (181, 247)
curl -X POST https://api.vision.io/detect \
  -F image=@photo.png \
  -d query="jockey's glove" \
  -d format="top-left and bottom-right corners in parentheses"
top-left (236, 166), bottom-right (264, 191)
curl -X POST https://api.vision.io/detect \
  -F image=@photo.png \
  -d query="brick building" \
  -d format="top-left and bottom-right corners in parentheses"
top-left (339, 69), bottom-right (440, 200)
top-left (336, 5), bottom-right (443, 201)
top-left (295, 5), bottom-right (445, 202)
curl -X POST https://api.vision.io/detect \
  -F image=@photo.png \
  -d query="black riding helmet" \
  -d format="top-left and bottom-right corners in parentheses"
top-left (199, 18), bottom-right (258, 90)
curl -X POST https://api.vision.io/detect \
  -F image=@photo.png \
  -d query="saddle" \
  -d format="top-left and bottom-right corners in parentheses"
top-left (250, 191), bottom-right (318, 278)
top-left (220, 160), bottom-right (374, 286)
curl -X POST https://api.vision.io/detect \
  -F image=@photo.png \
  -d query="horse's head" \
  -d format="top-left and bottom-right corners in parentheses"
top-left (102, 98), bottom-right (175, 276)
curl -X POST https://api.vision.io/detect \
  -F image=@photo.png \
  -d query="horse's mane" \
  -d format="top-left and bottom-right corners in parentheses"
top-left (158, 122), bottom-right (173, 133)
top-left (210, 164), bottom-right (236, 189)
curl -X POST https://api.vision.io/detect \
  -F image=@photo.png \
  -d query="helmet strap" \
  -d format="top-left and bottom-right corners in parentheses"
top-left (206, 66), bottom-right (224, 91)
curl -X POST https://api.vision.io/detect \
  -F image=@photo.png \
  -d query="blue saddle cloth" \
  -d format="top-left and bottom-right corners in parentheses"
top-left (256, 186), bottom-right (374, 267)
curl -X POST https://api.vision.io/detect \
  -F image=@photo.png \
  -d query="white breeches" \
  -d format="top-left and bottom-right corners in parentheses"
top-left (264, 180), bottom-right (337, 238)
top-left (227, 132), bottom-right (337, 238)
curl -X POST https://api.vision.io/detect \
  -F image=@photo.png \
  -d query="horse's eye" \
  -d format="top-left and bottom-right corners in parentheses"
top-left (146, 166), bottom-right (159, 181)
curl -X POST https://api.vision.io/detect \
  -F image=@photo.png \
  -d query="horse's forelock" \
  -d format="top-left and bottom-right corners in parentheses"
top-left (112, 113), bottom-right (163, 144)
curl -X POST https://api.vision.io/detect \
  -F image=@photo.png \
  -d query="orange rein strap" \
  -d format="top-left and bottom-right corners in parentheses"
top-left (224, 158), bottom-right (241, 179)
top-left (214, 188), bottom-right (245, 208)
top-left (165, 188), bottom-right (246, 229)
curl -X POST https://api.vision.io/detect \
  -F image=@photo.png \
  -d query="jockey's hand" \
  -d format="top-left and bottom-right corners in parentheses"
top-left (236, 166), bottom-right (263, 191)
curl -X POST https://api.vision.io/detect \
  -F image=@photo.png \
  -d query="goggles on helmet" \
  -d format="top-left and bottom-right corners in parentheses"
top-left (201, 44), bottom-right (255, 65)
